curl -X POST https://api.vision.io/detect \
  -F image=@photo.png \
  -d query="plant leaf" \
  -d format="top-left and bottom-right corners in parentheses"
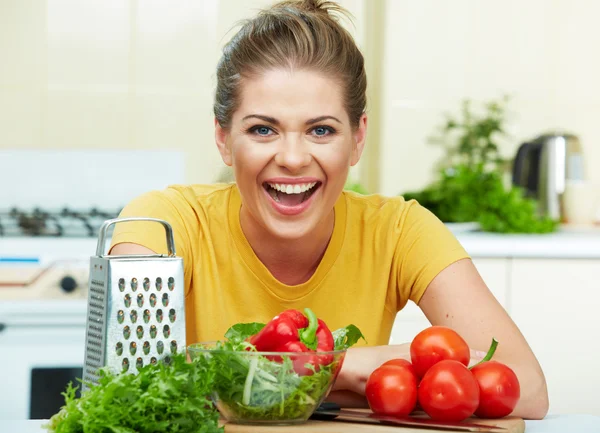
top-left (225, 322), bottom-right (266, 343)
top-left (332, 324), bottom-right (366, 350)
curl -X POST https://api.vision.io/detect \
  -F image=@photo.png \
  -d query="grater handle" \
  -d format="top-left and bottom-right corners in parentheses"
top-left (96, 217), bottom-right (176, 257)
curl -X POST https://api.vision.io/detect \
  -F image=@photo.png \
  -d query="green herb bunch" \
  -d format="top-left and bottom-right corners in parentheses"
top-left (402, 97), bottom-right (558, 233)
top-left (45, 353), bottom-right (222, 433)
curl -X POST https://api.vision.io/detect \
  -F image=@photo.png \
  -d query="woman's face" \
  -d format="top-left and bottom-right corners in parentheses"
top-left (216, 68), bottom-right (367, 240)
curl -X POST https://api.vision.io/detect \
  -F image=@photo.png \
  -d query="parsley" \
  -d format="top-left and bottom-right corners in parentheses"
top-left (45, 353), bottom-right (222, 433)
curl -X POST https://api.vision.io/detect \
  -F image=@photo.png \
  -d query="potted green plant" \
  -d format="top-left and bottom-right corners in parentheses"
top-left (401, 97), bottom-right (558, 234)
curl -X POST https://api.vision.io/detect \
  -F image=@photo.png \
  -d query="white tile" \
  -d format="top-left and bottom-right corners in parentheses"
top-left (466, 0), bottom-right (555, 102)
top-left (45, 90), bottom-right (130, 148)
top-left (0, 0), bottom-right (47, 90)
top-left (553, 0), bottom-right (600, 105)
top-left (383, 0), bottom-right (471, 102)
top-left (134, 0), bottom-right (219, 94)
top-left (0, 90), bottom-right (44, 148)
top-left (380, 104), bottom-right (448, 196)
top-left (47, 0), bottom-right (130, 91)
top-left (132, 92), bottom-right (224, 184)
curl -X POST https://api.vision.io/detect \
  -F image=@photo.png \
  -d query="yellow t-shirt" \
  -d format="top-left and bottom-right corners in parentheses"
top-left (110, 183), bottom-right (469, 347)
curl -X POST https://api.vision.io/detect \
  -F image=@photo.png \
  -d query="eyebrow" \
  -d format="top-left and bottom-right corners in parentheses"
top-left (241, 114), bottom-right (342, 125)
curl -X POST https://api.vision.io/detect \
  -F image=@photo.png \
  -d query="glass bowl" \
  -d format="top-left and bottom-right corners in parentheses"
top-left (187, 341), bottom-right (346, 425)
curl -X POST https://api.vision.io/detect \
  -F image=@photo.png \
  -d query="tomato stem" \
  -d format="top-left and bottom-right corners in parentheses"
top-left (470, 338), bottom-right (498, 369)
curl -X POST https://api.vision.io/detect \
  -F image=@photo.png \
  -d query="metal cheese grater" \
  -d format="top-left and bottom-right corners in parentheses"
top-left (82, 217), bottom-right (186, 391)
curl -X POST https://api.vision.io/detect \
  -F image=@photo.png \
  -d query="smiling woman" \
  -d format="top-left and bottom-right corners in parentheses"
top-left (109, 0), bottom-right (549, 420)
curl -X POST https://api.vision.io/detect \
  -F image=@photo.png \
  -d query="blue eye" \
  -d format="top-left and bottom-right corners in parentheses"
top-left (312, 126), bottom-right (334, 137)
top-left (250, 126), bottom-right (273, 136)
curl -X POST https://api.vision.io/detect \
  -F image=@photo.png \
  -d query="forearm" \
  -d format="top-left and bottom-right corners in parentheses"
top-left (332, 344), bottom-right (411, 396)
top-left (483, 352), bottom-right (548, 420)
top-left (332, 343), bottom-right (547, 419)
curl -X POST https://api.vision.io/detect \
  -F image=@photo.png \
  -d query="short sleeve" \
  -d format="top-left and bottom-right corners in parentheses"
top-left (396, 201), bottom-right (470, 307)
top-left (109, 189), bottom-right (194, 294)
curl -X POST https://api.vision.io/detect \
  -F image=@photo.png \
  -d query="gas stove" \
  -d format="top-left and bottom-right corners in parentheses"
top-left (0, 207), bottom-right (121, 238)
top-left (0, 207), bottom-right (122, 302)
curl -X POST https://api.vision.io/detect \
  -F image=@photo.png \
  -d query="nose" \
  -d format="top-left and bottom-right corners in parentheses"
top-left (273, 135), bottom-right (312, 173)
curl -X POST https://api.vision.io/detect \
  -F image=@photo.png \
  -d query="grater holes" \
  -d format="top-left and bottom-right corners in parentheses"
top-left (143, 277), bottom-right (150, 291)
top-left (161, 293), bottom-right (169, 307)
top-left (168, 277), bottom-right (175, 291)
top-left (123, 326), bottom-right (131, 339)
top-left (137, 293), bottom-right (144, 307)
top-left (157, 340), bottom-right (164, 354)
top-left (163, 324), bottom-right (170, 338)
top-left (136, 325), bottom-right (144, 339)
top-left (122, 358), bottom-right (130, 372)
top-left (116, 342), bottom-right (123, 356)
top-left (143, 341), bottom-right (150, 355)
top-left (129, 342), bottom-right (137, 355)
top-left (169, 308), bottom-right (176, 323)
top-left (118, 278), bottom-right (125, 292)
top-left (130, 310), bottom-right (138, 323)
top-left (155, 277), bottom-right (163, 291)
top-left (143, 309), bottom-right (151, 323)
top-left (149, 325), bottom-right (157, 339)
top-left (117, 310), bottom-right (124, 324)
top-left (131, 278), bottom-right (138, 291)
top-left (156, 309), bottom-right (163, 323)
top-left (136, 357), bottom-right (143, 369)
top-left (150, 357), bottom-right (157, 365)
top-left (149, 293), bottom-right (157, 307)
top-left (170, 340), bottom-right (177, 354)
top-left (124, 294), bottom-right (131, 308)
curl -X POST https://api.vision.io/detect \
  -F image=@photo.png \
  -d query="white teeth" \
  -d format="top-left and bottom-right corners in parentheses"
top-left (267, 182), bottom-right (317, 194)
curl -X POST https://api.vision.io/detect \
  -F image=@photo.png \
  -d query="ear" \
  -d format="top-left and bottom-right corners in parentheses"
top-left (215, 118), bottom-right (232, 166)
top-left (350, 113), bottom-right (367, 166)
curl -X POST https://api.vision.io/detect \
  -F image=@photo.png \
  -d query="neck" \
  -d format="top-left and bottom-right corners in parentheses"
top-left (239, 209), bottom-right (335, 286)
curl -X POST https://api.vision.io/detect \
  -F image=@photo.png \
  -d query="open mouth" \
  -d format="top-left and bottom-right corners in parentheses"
top-left (263, 181), bottom-right (322, 207)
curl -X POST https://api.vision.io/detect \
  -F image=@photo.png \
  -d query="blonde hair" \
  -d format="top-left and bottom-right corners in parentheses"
top-left (214, 0), bottom-right (367, 129)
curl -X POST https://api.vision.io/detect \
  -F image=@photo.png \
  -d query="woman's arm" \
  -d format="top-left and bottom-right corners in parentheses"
top-left (332, 258), bottom-right (549, 420)
top-left (109, 242), bottom-right (157, 255)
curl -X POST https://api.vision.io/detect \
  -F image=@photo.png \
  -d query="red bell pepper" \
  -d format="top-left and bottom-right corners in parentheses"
top-left (249, 308), bottom-right (335, 375)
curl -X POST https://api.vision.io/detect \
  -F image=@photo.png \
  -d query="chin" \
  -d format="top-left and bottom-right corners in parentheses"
top-left (263, 217), bottom-right (320, 241)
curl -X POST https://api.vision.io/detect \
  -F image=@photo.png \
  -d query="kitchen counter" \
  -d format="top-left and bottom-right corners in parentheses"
top-left (450, 224), bottom-right (600, 259)
top-left (4, 415), bottom-right (600, 433)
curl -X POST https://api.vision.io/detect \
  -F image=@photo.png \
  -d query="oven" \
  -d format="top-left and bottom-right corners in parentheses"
top-left (0, 211), bottom-right (114, 420)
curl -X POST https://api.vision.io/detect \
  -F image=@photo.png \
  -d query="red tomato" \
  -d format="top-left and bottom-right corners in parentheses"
top-left (366, 364), bottom-right (418, 417)
top-left (410, 326), bottom-right (470, 378)
top-left (380, 358), bottom-right (417, 377)
top-left (471, 361), bottom-right (520, 418)
top-left (418, 360), bottom-right (480, 422)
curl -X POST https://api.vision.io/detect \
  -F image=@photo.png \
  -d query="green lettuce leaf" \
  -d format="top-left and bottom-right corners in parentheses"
top-left (332, 324), bottom-right (366, 350)
top-left (224, 322), bottom-right (266, 343)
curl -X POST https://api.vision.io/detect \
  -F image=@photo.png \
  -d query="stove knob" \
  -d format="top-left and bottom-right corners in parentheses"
top-left (60, 276), bottom-right (78, 293)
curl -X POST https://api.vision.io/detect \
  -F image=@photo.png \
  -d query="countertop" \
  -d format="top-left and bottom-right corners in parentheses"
top-left (3, 415), bottom-right (600, 433)
top-left (450, 223), bottom-right (600, 259)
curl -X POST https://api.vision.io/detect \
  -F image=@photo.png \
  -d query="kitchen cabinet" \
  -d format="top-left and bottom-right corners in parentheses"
top-left (390, 258), bottom-right (509, 344)
top-left (510, 258), bottom-right (600, 416)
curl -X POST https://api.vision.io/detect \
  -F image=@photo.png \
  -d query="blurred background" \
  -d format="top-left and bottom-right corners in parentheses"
top-left (1, 0), bottom-right (599, 421)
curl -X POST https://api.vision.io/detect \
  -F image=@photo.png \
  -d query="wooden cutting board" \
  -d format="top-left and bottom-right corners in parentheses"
top-left (221, 414), bottom-right (525, 432)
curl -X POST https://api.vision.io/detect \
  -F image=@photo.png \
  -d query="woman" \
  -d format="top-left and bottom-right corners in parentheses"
top-left (110, 0), bottom-right (548, 419)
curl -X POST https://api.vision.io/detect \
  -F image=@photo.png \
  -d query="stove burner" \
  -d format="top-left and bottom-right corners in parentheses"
top-left (0, 207), bottom-right (122, 237)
